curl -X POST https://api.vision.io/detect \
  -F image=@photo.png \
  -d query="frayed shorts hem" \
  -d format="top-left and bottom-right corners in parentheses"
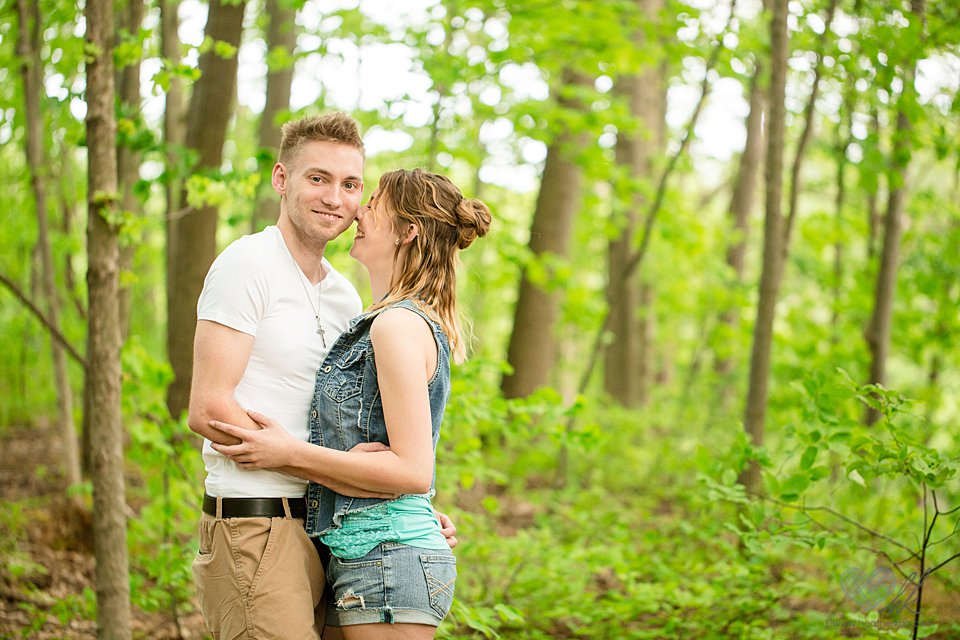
top-left (324, 607), bottom-right (441, 627)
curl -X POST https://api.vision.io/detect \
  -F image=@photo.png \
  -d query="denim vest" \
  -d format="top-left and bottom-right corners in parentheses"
top-left (305, 299), bottom-right (451, 536)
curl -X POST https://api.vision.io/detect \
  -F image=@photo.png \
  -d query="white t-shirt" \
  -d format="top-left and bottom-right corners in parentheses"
top-left (197, 225), bottom-right (363, 498)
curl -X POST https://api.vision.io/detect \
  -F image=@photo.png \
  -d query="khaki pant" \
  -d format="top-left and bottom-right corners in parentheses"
top-left (192, 506), bottom-right (325, 639)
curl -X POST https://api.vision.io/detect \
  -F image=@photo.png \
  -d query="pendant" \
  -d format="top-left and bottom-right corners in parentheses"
top-left (317, 320), bottom-right (327, 348)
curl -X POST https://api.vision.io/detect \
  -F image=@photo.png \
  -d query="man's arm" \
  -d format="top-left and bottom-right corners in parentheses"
top-left (209, 309), bottom-right (437, 494)
top-left (189, 320), bottom-right (393, 498)
top-left (186, 320), bottom-right (260, 445)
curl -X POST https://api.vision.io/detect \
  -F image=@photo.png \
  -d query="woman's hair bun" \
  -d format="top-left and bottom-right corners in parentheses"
top-left (455, 198), bottom-right (492, 249)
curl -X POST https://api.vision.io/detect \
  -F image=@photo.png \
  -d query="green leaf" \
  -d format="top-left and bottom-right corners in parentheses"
top-left (808, 465), bottom-right (830, 481)
top-left (780, 473), bottom-right (810, 499)
top-left (800, 446), bottom-right (818, 470)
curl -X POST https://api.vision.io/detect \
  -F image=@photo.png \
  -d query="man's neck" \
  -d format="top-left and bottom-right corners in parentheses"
top-left (277, 218), bottom-right (327, 284)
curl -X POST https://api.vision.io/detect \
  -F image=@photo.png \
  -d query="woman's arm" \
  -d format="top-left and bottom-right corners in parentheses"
top-left (209, 308), bottom-right (438, 495)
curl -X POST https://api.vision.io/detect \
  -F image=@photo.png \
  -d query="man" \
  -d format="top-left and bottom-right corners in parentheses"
top-left (187, 113), bottom-right (455, 639)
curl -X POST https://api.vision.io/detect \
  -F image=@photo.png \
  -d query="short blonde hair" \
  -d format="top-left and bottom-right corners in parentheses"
top-left (278, 112), bottom-right (365, 167)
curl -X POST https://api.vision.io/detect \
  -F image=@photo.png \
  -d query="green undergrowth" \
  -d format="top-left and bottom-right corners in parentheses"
top-left (1, 354), bottom-right (958, 638)
top-left (434, 366), bottom-right (960, 639)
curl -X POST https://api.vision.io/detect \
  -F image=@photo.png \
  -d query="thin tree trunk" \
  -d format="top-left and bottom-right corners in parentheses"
top-left (116, 0), bottom-right (145, 341)
top-left (783, 0), bottom-right (837, 247)
top-left (738, 0), bottom-right (835, 493)
top-left (738, 0), bottom-right (788, 494)
top-left (251, 0), bottom-right (296, 231)
top-left (58, 184), bottom-right (87, 320)
top-left (84, 0), bottom-right (132, 635)
top-left (605, 0), bottom-right (665, 407)
top-left (17, 0), bottom-right (83, 491)
top-left (160, 0), bottom-right (186, 359)
top-left (864, 0), bottom-right (924, 425)
top-left (425, 5), bottom-right (455, 171)
top-left (501, 73), bottom-right (589, 399)
top-left (831, 84), bottom-right (854, 343)
top-left (571, 0), bottom-right (737, 403)
top-left (715, 58), bottom-right (765, 386)
top-left (166, 0), bottom-right (246, 419)
top-left (866, 106), bottom-right (882, 260)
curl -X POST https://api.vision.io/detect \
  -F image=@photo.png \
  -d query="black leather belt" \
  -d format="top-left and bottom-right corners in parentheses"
top-left (202, 494), bottom-right (307, 519)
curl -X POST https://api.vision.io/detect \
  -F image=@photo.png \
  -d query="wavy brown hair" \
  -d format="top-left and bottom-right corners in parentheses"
top-left (367, 169), bottom-right (491, 362)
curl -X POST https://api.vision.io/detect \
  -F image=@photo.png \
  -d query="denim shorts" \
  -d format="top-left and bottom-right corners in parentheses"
top-left (325, 542), bottom-right (457, 627)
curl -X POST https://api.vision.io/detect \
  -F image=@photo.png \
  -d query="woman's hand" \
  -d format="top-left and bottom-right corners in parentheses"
top-left (209, 409), bottom-right (298, 469)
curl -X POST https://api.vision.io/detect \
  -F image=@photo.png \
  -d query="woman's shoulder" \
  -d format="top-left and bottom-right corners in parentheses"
top-left (370, 304), bottom-right (434, 336)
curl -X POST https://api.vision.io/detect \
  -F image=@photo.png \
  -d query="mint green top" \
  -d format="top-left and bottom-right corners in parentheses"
top-left (319, 495), bottom-right (448, 559)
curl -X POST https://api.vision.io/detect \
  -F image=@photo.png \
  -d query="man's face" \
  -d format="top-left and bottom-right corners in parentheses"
top-left (275, 140), bottom-right (364, 249)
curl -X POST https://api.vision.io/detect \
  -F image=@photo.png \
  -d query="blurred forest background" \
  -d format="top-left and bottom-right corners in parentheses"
top-left (0, 0), bottom-right (958, 638)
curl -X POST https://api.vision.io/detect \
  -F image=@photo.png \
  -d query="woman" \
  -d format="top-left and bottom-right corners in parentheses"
top-left (208, 168), bottom-right (491, 638)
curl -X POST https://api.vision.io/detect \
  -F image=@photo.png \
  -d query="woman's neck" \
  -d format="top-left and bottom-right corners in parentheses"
top-left (368, 269), bottom-right (392, 303)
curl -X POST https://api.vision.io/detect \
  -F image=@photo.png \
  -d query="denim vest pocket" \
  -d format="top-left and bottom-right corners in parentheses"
top-left (322, 345), bottom-right (367, 402)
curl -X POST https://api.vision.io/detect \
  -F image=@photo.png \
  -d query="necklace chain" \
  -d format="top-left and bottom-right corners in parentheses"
top-left (288, 249), bottom-right (327, 348)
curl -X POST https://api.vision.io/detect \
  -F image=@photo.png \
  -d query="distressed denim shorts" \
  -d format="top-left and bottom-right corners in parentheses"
top-left (325, 542), bottom-right (456, 627)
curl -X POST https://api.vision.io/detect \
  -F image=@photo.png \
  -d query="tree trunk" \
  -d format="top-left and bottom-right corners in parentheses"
top-left (84, 0), bottom-right (132, 635)
top-left (160, 0), bottom-right (186, 361)
top-left (604, 0), bottom-right (666, 407)
top-left (116, 0), bottom-right (145, 341)
top-left (251, 0), bottom-right (296, 231)
top-left (738, 0), bottom-right (834, 492)
top-left (866, 106), bottom-right (882, 260)
top-left (864, 0), bottom-right (924, 425)
top-left (501, 74), bottom-right (588, 399)
top-left (17, 0), bottom-right (83, 492)
top-left (715, 60), bottom-right (764, 383)
top-left (738, 0), bottom-right (788, 494)
top-left (166, 0), bottom-right (246, 419)
top-left (831, 85), bottom-right (854, 343)
top-left (569, 2), bottom-right (735, 408)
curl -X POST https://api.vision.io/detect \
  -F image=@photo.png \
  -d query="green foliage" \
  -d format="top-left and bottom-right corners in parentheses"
top-left (1, 0), bottom-right (959, 637)
top-left (121, 340), bottom-right (204, 618)
top-left (703, 369), bottom-right (959, 636)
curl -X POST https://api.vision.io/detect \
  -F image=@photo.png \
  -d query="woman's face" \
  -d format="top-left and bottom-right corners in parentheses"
top-left (350, 188), bottom-right (397, 271)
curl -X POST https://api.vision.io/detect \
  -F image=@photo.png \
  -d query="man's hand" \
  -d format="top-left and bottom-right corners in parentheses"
top-left (435, 510), bottom-right (458, 549)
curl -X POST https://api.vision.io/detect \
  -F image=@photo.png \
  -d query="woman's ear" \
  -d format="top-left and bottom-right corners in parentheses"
top-left (402, 223), bottom-right (420, 244)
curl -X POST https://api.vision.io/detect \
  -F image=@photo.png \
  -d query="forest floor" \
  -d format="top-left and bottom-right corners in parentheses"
top-left (0, 421), bottom-right (208, 639)
top-left (2, 420), bottom-right (959, 639)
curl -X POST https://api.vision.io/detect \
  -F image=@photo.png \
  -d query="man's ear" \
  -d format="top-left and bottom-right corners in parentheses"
top-left (271, 162), bottom-right (287, 197)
